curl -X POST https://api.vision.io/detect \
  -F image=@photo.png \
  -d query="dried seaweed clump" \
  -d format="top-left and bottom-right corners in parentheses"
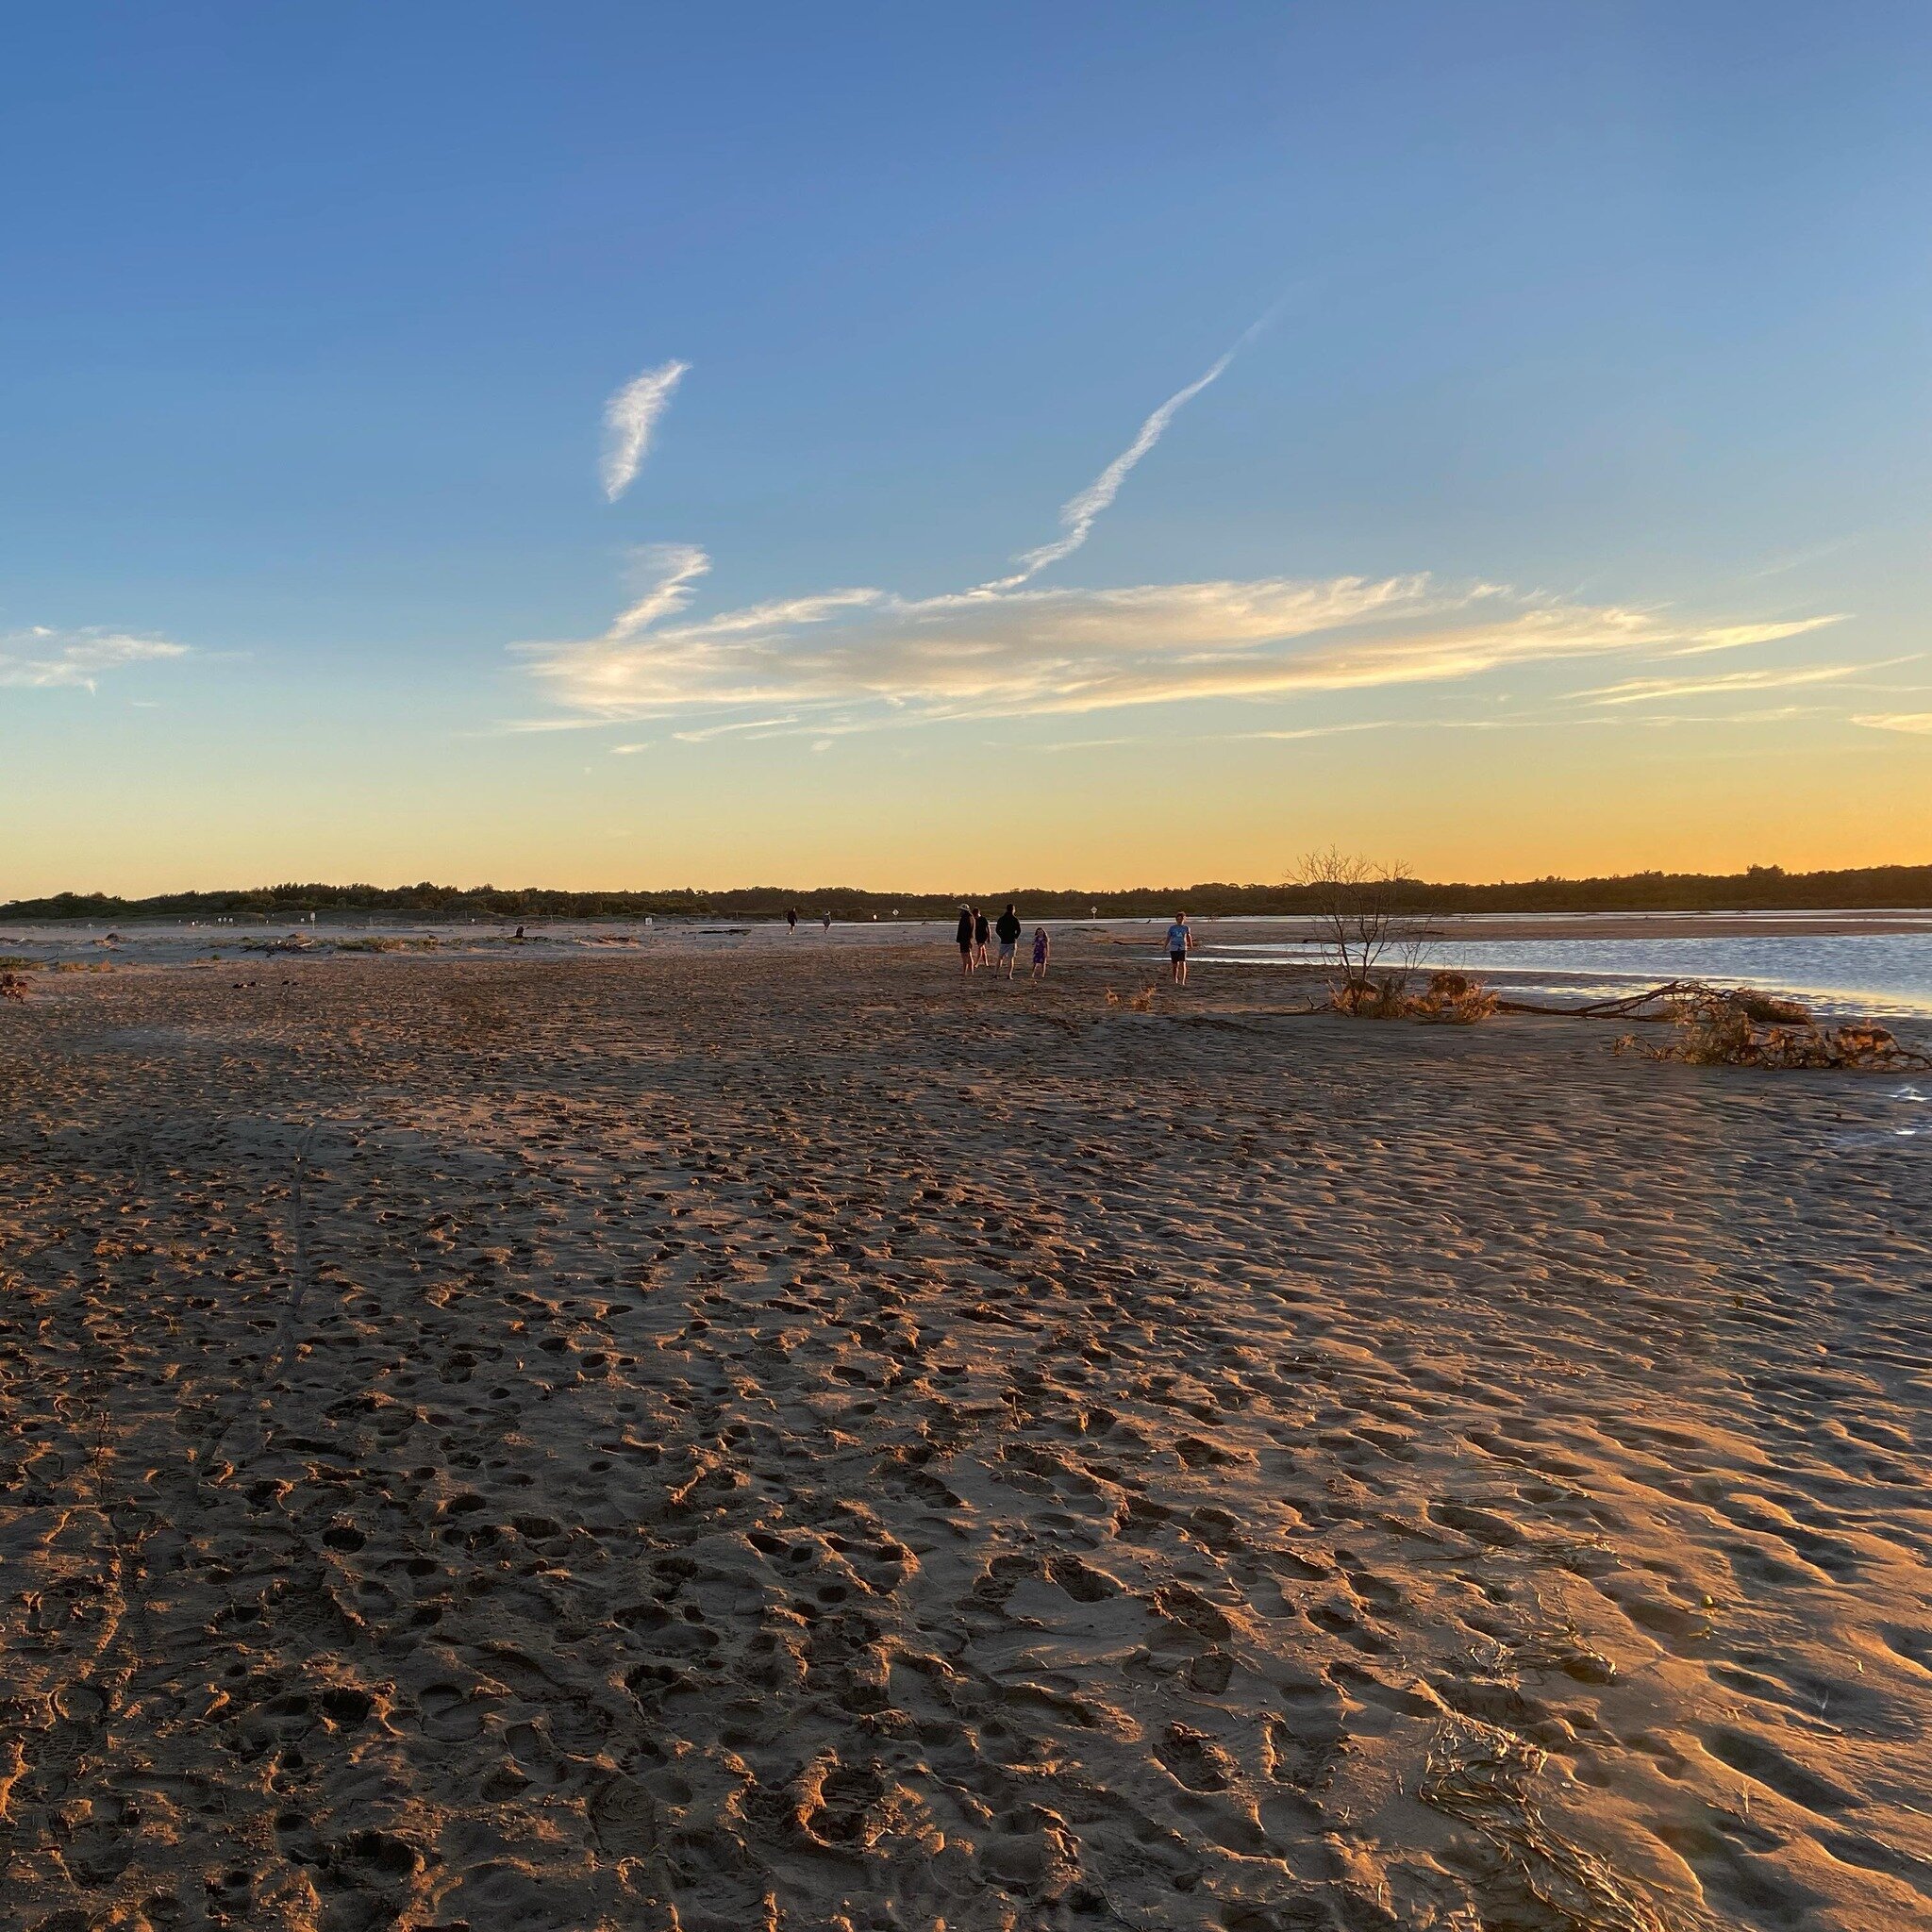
top-left (1421, 1716), bottom-right (1687, 1932)
top-left (1616, 989), bottom-right (1931, 1071)
top-left (1332, 974), bottom-right (1407, 1019)
top-left (1409, 970), bottom-right (1502, 1025)
top-left (1332, 970), bottom-right (1499, 1024)
top-left (1105, 985), bottom-right (1159, 1013)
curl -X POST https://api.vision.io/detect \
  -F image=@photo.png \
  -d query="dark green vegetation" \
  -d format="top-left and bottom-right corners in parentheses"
top-left (4, 861), bottom-right (1928, 924)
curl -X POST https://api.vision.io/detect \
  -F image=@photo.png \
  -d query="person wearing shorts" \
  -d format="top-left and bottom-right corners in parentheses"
top-left (1166, 910), bottom-right (1194, 985)
top-left (994, 903), bottom-right (1023, 977)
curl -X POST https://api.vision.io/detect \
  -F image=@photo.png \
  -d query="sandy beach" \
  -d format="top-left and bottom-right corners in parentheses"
top-left (2, 939), bottom-right (1928, 1932)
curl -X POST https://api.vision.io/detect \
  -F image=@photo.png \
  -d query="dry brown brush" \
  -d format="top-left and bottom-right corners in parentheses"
top-left (1613, 987), bottom-right (1930, 1071)
top-left (1331, 969), bottom-right (1500, 1024)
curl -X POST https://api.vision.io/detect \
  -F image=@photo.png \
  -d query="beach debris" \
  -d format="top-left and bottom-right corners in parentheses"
top-left (1502, 978), bottom-right (1820, 1024)
top-left (1331, 974), bottom-right (1407, 1019)
top-left (1410, 970), bottom-right (1502, 1024)
top-left (1329, 969), bottom-right (1499, 1024)
top-left (1, 971), bottom-right (29, 1003)
top-left (1612, 986), bottom-right (1932, 1071)
top-left (1421, 1715), bottom-right (1678, 1932)
top-left (1106, 985), bottom-right (1159, 1012)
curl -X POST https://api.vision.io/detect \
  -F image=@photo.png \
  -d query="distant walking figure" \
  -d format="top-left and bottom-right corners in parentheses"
top-left (994, 903), bottom-right (1023, 978)
top-left (787, 907), bottom-right (798, 932)
top-left (956, 904), bottom-right (976, 974)
top-left (1166, 910), bottom-right (1194, 985)
top-left (974, 908), bottom-right (991, 969)
top-left (1031, 925), bottom-right (1051, 980)
top-left (822, 911), bottom-right (833, 935)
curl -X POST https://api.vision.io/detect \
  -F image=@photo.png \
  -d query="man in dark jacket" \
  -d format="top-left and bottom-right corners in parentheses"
top-left (994, 903), bottom-right (1024, 978)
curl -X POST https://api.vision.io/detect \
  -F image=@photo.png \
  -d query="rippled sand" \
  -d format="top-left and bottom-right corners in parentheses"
top-left (1, 942), bottom-right (1927, 1931)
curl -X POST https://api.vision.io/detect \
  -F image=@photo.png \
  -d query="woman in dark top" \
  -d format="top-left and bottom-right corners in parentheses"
top-left (957, 904), bottom-right (976, 974)
top-left (974, 908), bottom-right (991, 968)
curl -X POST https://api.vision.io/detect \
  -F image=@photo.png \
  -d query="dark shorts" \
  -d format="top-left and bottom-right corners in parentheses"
top-left (1170, 950), bottom-right (1187, 963)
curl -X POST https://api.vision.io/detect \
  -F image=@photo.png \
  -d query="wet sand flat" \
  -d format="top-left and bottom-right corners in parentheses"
top-left (1, 945), bottom-right (1927, 1931)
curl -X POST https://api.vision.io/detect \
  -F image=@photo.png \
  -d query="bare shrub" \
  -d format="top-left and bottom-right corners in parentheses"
top-left (1291, 848), bottom-right (1434, 1014)
top-left (1615, 988), bottom-right (1931, 1070)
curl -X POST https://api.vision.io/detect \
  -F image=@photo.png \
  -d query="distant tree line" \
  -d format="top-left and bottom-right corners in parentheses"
top-left (3, 861), bottom-right (1928, 924)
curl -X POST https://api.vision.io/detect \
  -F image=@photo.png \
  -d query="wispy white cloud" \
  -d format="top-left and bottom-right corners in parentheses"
top-left (1239, 716), bottom-right (1566, 741)
top-left (610, 543), bottom-right (710, 633)
top-left (1246, 705), bottom-right (1839, 741)
top-left (531, 329), bottom-right (1852, 745)
top-left (670, 714), bottom-right (798, 743)
top-left (976, 339), bottom-right (1244, 591)
top-left (519, 553), bottom-right (1844, 730)
top-left (1573, 659), bottom-right (1905, 707)
top-left (1854, 711), bottom-right (1932, 735)
top-left (601, 360), bottom-right (690, 501)
top-left (1664, 614), bottom-right (1848, 657)
top-left (0, 626), bottom-right (188, 691)
top-left (1744, 534), bottom-right (1867, 579)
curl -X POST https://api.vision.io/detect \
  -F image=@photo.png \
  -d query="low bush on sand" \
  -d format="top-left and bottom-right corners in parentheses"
top-left (1332, 969), bottom-right (1499, 1024)
top-left (1616, 988), bottom-right (1930, 1071)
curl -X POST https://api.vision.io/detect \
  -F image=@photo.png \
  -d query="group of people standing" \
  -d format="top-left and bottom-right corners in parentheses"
top-left (954, 904), bottom-right (1198, 983)
top-left (956, 905), bottom-right (1199, 985)
top-left (956, 903), bottom-right (1050, 979)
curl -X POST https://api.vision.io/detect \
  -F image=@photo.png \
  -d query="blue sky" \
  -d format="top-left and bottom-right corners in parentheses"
top-left (4, 3), bottom-right (1928, 891)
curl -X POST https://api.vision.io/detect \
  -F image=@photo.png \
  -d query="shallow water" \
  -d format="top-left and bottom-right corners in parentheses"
top-left (1204, 932), bottom-right (1932, 1019)
top-left (1829, 1084), bottom-right (1929, 1148)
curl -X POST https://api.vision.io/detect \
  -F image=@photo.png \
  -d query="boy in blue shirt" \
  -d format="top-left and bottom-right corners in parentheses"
top-left (1166, 911), bottom-right (1193, 985)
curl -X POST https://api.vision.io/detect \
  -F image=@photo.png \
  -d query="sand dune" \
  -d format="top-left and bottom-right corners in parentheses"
top-left (0, 941), bottom-right (1927, 1930)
